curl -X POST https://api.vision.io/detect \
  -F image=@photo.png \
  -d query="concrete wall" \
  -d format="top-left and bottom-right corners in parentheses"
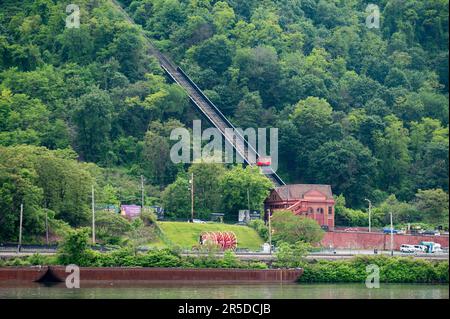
top-left (321, 231), bottom-right (449, 250)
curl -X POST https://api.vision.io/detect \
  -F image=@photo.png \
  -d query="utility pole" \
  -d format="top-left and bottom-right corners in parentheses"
top-left (45, 210), bottom-right (49, 246)
top-left (190, 172), bottom-right (194, 222)
top-left (390, 211), bottom-right (394, 256)
top-left (365, 198), bottom-right (372, 232)
top-left (247, 188), bottom-right (251, 222)
top-left (141, 175), bottom-right (145, 210)
top-left (268, 211), bottom-right (272, 255)
top-left (17, 203), bottom-right (23, 253)
top-left (92, 184), bottom-right (96, 245)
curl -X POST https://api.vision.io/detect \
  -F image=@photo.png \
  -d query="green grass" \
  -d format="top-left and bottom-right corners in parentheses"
top-left (157, 222), bottom-right (264, 250)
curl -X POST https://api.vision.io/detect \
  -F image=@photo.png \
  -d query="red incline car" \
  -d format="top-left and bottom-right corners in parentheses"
top-left (256, 157), bottom-right (271, 167)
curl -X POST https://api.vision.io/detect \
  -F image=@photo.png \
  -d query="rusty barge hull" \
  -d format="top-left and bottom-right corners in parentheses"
top-left (0, 267), bottom-right (303, 283)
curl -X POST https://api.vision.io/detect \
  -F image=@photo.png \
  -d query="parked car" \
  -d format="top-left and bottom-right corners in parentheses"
top-left (422, 230), bottom-right (440, 236)
top-left (344, 228), bottom-right (359, 232)
top-left (401, 244), bottom-right (427, 253)
top-left (400, 244), bottom-right (415, 253)
top-left (383, 228), bottom-right (401, 234)
top-left (192, 219), bottom-right (207, 224)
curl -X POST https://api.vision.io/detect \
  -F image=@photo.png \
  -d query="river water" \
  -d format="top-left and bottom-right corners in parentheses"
top-left (0, 282), bottom-right (448, 299)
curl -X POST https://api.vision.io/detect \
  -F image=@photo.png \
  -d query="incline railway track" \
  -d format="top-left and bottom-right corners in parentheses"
top-left (110, 0), bottom-right (284, 186)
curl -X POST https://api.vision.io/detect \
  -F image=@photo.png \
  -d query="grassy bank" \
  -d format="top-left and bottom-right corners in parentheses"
top-left (158, 222), bottom-right (264, 250)
top-left (0, 249), bottom-right (268, 270)
top-left (300, 256), bottom-right (449, 284)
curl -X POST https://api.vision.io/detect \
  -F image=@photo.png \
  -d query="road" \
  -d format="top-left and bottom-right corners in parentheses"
top-left (1, 248), bottom-right (448, 261)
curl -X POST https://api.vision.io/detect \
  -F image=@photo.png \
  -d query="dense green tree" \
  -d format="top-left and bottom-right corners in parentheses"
top-left (188, 162), bottom-right (226, 215)
top-left (414, 189), bottom-right (449, 226)
top-left (72, 88), bottom-right (113, 163)
top-left (371, 195), bottom-right (421, 227)
top-left (285, 96), bottom-right (335, 181)
top-left (142, 130), bottom-right (173, 187)
top-left (141, 119), bottom-right (184, 187)
top-left (374, 115), bottom-right (412, 197)
top-left (193, 35), bottom-right (233, 73)
top-left (271, 210), bottom-right (324, 244)
top-left (219, 166), bottom-right (273, 219)
top-left (234, 46), bottom-right (281, 106)
top-left (161, 176), bottom-right (191, 219)
top-left (212, 1), bottom-right (236, 32)
top-left (57, 26), bottom-right (94, 65)
top-left (334, 195), bottom-right (369, 227)
top-left (35, 153), bottom-right (92, 226)
top-left (310, 137), bottom-right (377, 207)
top-left (108, 24), bottom-right (149, 81)
top-left (233, 91), bottom-right (263, 128)
top-left (0, 145), bottom-right (94, 240)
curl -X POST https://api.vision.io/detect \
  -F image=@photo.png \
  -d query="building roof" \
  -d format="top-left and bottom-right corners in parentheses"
top-left (273, 184), bottom-right (333, 200)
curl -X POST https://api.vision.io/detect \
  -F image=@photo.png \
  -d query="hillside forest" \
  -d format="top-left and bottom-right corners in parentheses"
top-left (0, 0), bottom-right (448, 242)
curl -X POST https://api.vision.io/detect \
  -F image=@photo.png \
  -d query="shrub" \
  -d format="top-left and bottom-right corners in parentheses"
top-left (95, 211), bottom-right (132, 245)
top-left (247, 261), bottom-right (269, 269)
top-left (28, 253), bottom-right (52, 266)
top-left (248, 219), bottom-right (269, 241)
top-left (140, 210), bottom-right (158, 225)
top-left (271, 211), bottom-right (324, 244)
top-left (57, 228), bottom-right (92, 266)
top-left (274, 241), bottom-right (311, 268)
top-left (299, 256), bottom-right (449, 283)
top-left (4, 258), bottom-right (31, 266)
top-left (220, 250), bottom-right (240, 268)
top-left (136, 249), bottom-right (185, 267)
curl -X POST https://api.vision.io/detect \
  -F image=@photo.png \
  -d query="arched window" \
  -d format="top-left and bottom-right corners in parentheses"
top-left (307, 208), bottom-right (313, 215)
top-left (317, 208), bottom-right (324, 214)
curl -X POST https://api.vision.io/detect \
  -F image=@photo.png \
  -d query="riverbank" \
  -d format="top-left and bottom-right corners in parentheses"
top-left (0, 253), bottom-right (447, 284)
top-left (300, 255), bottom-right (449, 284)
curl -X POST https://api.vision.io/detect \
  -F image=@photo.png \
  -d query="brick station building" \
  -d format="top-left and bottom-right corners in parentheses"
top-left (264, 184), bottom-right (335, 230)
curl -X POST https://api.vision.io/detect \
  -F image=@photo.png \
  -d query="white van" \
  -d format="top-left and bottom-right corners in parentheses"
top-left (400, 244), bottom-right (426, 253)
top-left (413, 245), bottom-right (428, 253)
top-left (400, 244), bottom-right (415, 253)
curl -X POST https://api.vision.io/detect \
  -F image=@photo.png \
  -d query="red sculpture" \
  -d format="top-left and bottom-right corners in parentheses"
top-left (199, 231), bottom-right (237, 250)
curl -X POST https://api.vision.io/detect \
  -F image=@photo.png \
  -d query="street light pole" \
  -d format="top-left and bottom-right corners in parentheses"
top-left (141, 175), bottom-right (145, 210)
top-left (45, 210), bottom-right (49, 246)
top-left (92, 184), bottom-right (96, 245)
top-left (17, 203), bottom-right (23, 253)
top-left (365, 198), bottom-right (372, 232)
top-left (390, 211), bottom-right (394, 256)
top-left (190, 172), bottom-right (194, 222)
top-left (268, 211), bottom-right (272, 255)
top-left (247, 188), bottom-right (251, 223)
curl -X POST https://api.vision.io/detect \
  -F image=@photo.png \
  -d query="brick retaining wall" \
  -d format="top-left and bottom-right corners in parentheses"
top-left (321, 231), bottom-right (449, 250)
